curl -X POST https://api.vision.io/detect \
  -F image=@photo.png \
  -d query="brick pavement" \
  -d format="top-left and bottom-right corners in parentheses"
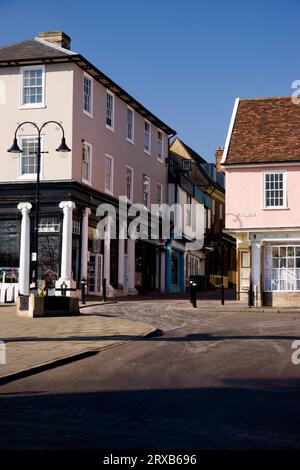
top-left (0, 304), bottom-right (156, 381)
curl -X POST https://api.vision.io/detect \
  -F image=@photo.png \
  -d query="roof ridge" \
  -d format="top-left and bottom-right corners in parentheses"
top-left (240, 96), bottom-right (291, 101)
top-left (0, 38), bottom-right (35, 50)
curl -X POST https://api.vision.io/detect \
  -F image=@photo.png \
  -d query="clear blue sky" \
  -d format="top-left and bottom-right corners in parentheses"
top-left (0, 0), bottom-right (299, 161)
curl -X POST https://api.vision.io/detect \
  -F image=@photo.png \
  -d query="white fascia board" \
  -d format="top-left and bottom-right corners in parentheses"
top-left (221, 98), bottom-right (240, 164)
top-left (34, 37), bottom-right (77, 55)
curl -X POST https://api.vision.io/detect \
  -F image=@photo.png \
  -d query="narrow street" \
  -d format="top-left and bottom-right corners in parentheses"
top-left (1, 299), bottom-right (300, 450)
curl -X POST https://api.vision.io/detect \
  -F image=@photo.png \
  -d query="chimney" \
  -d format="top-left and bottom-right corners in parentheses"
top-left (38, 31), bottom-right (71, 50)
top-left (215, 147), bottom-right (225, 173)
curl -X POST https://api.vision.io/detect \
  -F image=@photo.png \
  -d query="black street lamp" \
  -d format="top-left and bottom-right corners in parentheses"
top-left (8, 121), bottom-right (71, 291)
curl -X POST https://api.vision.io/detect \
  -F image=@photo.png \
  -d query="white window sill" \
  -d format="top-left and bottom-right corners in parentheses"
top-left (82, 178), bottom-right (92, 186)
top-left (106, 125), bottom-right (115, 133)
top-left (127, 138), bottom-right (134, 145)
top-left (83, 109), bottom-right (93, 119)
top-left (262, 206), bottom-right (289, 210)
top-left (105, 188), bottom-right (113, 196)
top-left (19, 104), bottom-right (46, 110)
top-left (17, 174), bottom-right (43, 180)
top-left (144, 149), bottom-right (151, 156)
top-left (157, 157), bottom-right (164, 164)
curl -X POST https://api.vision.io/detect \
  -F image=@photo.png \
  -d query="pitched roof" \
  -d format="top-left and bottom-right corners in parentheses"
top-left (224, 97), bottom-right (300, 165)
top-left (0, 37), bottom-right (176, 135)
top-left (170, 137), bottom-right (206, 164)
top-left (0, 39), bottom-right (73, 61)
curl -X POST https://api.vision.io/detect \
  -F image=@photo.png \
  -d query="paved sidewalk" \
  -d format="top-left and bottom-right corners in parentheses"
top-left (0, 304), bottom-right (156, 382)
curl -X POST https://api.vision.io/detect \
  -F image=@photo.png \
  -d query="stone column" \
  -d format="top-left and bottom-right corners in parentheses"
top-left (127, 237), bottom-right (137, 295)
top-left (81, 207), bottom-right (91, 280)
top-left (160, 250), bottom-right (166, 292)
top-left (251, 240), bottom-right (262, 306)
top-left (118, 237), bottom-right (125, 291)
top-left (56, 201), bottom-right (76, 294)
top-left (103, 218), bottom-right (113, 295)
top-left (17, 202), bottom-right (32, 296)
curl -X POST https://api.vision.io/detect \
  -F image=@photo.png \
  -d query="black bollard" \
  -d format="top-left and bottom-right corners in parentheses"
top-left (192, 282), bottom-right (197, 308)
top-left (102, 278), bottom-right (107, 302)
top-left (81, 279), bottom-right (86, 304)
top-left (189, 279), bottom-right (194, 305)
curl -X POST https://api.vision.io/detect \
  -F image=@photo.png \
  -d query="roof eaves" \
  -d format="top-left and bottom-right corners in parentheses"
top-left (74, 54), bottom-right (176, 135)
top-left (0, 42), bottom-right (176, 135)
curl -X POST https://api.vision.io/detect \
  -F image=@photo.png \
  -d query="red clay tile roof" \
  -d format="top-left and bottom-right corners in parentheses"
top-left (224, 97), bottom-right (300, 164)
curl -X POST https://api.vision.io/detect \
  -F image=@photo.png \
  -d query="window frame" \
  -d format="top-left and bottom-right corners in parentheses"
top-left (263, 171), bottom-right (287, 209)
top-left (106, 90), bottom-right (115, 131)
top-left (156, 182), bottom-right (163, 206)
top-left (18, 135), bottom-right (44, 179)
top-left (105, 153), bottom-right (114, 195)
top-left (144, 120), bottom-right (151, 155)
top-left (126, 164), bottom-right (134, 202)
top-left (83, 73), bottom-right (93, 118)
top-left (264, 244), bottom-right (300, 292)
top-left (20, 65), bottom-right (45, 109)
top-left (157, 129), bottom-right (164, 162)
top-left (186, 194), bottom-right (192, 227)
top-left (82, 141), bottom-right (92, 185)
top-left (143, 176), bottom-right (151, 209)
top-left (126, 106), bottom-right (134, 144)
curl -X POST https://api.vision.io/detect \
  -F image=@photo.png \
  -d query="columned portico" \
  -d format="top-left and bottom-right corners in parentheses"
top-left (81, 207), bottom-right (91, 280)
top-left (17, 202), bottom-right (32, 295)
top-left (56, 200), bottom-right (76, 294)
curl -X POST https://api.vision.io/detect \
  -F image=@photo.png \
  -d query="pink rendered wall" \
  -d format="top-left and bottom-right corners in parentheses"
top-left (225, 166), bottom-right (300, 229)
top-left (71, 65), bottom-right (169, 205)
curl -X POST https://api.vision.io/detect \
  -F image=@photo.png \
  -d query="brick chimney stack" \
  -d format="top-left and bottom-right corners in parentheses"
top-left (215, 147), bottom-right (224, 173)
top-left (38, 31), bottom-right (71, 50)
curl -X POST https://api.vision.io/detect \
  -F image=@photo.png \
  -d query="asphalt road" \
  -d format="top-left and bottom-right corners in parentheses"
top-left (1, 300), bottom-right (300, 451)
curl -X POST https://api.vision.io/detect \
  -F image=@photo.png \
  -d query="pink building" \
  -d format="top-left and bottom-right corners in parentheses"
top-left (0, 31), bottom-right (175, 299)
top-left (222, 97), bottom-right (300, 307)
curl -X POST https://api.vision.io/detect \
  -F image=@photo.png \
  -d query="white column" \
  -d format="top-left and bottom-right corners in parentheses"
top-left (118, 238), bottom-right (125, 290)
top-left (17, 202), bottom-right (32, 296)
top-left (103, 219), bottom-right (113, 294)
top-left (81, 207), bottom-right (91, 280)
top-left (56, 201), bottom-right (76, 293)
top-left (251, 240), bottom-right (261, 306)
top-left (160, 251), bottom-right (166, 292)
top-left (127, 238), bottom-right (137, 295)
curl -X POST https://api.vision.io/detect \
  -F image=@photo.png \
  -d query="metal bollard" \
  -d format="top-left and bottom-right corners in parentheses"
top-left (189, 279), bottom-right (197, 308)
top-left (60, 281), bottom-right (67, 296)
top-left (81, 279), bottom-right (86, 304)
top-left (189, 279), bottom-right (194, 305)
top-left (102, 278), bottom-right (107, 302)
top-left (192, 282), bottom-right (197, 308)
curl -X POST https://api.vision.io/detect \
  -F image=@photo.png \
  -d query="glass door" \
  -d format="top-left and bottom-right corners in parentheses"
top-left (89, 254), bottom-right (103, 295)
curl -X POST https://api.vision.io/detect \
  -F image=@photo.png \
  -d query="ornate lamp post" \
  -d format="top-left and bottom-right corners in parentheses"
top-left (8, 121), bottom-right (71, 291)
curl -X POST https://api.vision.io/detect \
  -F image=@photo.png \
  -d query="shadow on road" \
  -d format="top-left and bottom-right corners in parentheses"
top-left (1, 382), bottom-right (300, 450)
top-left (2, 332), bottom-right (300, 343)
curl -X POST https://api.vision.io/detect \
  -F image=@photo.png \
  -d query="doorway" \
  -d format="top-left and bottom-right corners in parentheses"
top-left (88, 254), bottom-right (103, 295)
